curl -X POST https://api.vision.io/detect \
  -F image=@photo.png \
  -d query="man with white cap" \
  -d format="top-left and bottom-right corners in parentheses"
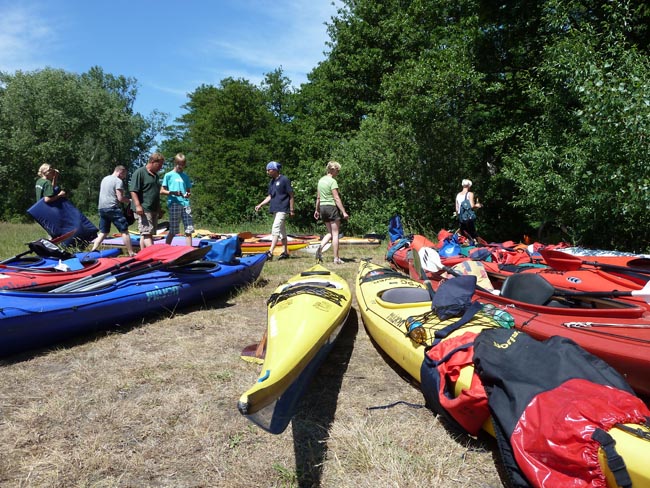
top-left (254, 161), bottom-right (295, 259)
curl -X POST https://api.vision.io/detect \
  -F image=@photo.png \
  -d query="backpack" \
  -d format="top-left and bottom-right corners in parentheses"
top-left (27, 238), bottom-right (73, 259)
top-left (458, 194), bottom-right (476, 223)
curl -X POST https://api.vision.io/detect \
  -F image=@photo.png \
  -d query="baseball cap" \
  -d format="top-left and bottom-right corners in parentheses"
top-left (266, 161), bottom-right (281, 171)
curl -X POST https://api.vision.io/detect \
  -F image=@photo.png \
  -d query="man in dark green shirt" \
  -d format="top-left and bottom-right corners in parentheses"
top-left (130, 153), bottom-right (164, 248)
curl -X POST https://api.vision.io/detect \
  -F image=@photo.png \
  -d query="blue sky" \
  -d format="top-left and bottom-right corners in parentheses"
top-left (0, 0), bottom-right (341, 123)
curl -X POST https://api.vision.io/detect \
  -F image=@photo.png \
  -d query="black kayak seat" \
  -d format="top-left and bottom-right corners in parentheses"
top-left (381, 287), bottom-right (431, 304)
top-left (500, 273), bottom-right (555, 305)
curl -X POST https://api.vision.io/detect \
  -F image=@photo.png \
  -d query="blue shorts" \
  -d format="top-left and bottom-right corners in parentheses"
top-left (98, 207), bottom-right (130, 234)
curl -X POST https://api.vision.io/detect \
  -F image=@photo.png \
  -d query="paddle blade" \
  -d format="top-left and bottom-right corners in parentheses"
top-left (539, 249), bottom-right (582, 271)
top-left (50, 228), bottom-right (78, 245)
top-left (412, 248), bottom-right (435, 300)
top-left (134, 244), bottom-right (210, 265)
top-left (419, 247), bottom-right (443, 273)
top-left (240, 343), bottom-right (266, 364)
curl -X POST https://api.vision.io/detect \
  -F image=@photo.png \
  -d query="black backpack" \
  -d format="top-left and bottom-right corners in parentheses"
top-left (458, 194), bottom-right (476, 223)
top-left (27, 239), bottom-right (73, 259)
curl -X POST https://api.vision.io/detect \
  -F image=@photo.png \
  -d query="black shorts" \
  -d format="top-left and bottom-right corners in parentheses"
top-left (319, 205), bottom-right (341, 222)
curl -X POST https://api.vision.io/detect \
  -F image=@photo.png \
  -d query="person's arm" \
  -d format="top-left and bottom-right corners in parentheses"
top-left (130, 190), bottom-right (144, 215)
top-left (43, 179), bottom-right (66, 203)
top-left (43, 192), bottom-right (65, 203)
top-left (161, 185), bottom-right (183, 197)
top-left (314, 191), bottom-right (321, 220)
top-left (289, 193), bottom-right (295, 217)
top-left (469, 192), bottom-right (482, 209)
top-left (332, 188), bottom-right (349, 219)
top-left (116, 188), bottom-right (131, 204)
top-left (255, 195), bottom-right (271, 212)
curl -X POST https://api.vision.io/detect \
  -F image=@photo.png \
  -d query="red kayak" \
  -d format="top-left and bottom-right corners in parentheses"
top-left (0, 257), bottom-right (126, 290)
top-left (0, 245), bottom-right (205, 291)
top-left (480, 261), bottom-right (650, 311)
top-left (406, 246), bottom-right (650, 397)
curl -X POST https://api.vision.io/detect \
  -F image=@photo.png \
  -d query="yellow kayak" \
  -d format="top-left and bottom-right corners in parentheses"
top-left (238, 264), bottom-right (351, 434)
top-left (355, 259), bottom-right (650, 487)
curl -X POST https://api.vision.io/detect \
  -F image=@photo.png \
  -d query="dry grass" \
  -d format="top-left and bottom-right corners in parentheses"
top-left (0, 233), bottom-right (503, 488)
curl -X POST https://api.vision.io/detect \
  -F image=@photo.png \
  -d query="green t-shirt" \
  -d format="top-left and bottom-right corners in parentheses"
top-left (317, 175), bottom-right (339, 206)
top-left (129, 166), bottom-right (161, 212)
top-left (35, 178), bottom-right (54, 201)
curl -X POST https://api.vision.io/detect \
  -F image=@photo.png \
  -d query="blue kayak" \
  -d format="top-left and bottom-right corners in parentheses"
top-left (0, 253), bottom-right (267, 357)
top-left (0, 249), bottom-right (121, 271)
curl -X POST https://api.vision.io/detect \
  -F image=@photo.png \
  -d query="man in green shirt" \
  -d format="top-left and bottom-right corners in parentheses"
top-left (130, 153), bottom-right (164, 248)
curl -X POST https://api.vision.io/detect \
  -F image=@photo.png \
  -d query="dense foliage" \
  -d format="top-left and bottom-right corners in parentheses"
top-left (2, 1), bottom-right (650, 250)
top-left (0, 67), bottom-right (165, 220)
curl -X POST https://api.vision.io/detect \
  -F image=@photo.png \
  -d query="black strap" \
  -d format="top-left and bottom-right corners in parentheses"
top-left (431, 301), bottom-right (482, 346)
top-left (591, 428), bottom-right (632, 488)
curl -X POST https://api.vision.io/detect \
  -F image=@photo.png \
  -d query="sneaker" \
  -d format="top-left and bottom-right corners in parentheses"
top-left (278, 252), bottom-right (290, 260)
top-left (266, 251), bottom-right (273, 261)
top-left (333, 257), bottom-right (344, 265)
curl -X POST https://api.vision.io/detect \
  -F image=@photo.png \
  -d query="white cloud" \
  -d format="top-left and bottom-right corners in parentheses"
top-left (0, 4), bottom-right (56, 72)
top-left (199, 0), bottom-right (339, 86)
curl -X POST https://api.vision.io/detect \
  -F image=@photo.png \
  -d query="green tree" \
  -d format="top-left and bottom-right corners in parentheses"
top-left (175, 78), bottom-right (280, 226)
top-left (0, 67), bottom-right (164, 220)
top-left (500, 1), bottom-right (650, 249)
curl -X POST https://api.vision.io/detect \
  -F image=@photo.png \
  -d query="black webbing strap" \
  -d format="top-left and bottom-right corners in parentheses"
top-left (591, 428), bottom-right (632, 488)
top-left (431, 301), bottom-right (483, 346)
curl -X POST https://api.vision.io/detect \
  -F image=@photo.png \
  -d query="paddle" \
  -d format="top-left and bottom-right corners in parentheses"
top-left (240, 330), bottom-right (268, 364)
top-left (412, 246), bottom-right (435, 300)
top-left (541, 249), bottom-right (650, 278)
top-left (60, 245), bottom-right (212, 293)
top-left (0, 229), bottom-right (77, 264)
top-left (551, 279), bottom-right (650, 303)
top-left (50, 245), bottom-right (210, 293)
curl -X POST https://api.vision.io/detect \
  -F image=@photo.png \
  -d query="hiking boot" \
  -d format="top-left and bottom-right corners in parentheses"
top-left (278, 252), bottom-right (290, 260)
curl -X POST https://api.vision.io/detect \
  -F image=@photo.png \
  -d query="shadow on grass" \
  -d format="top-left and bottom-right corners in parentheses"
top-left (290, 310), bottom-right (359, 488)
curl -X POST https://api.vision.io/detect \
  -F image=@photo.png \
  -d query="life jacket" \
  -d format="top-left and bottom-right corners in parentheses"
top-left (473, 328), bottom-right (650, 488)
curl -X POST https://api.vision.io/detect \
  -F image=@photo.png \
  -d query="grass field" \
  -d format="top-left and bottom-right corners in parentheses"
top-left (0, 222), bottom-right (502, 487)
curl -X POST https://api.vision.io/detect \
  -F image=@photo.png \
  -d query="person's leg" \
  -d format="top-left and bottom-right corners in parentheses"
top-left (278, 212), bottom-right (289, 255)
top-left (90, 233), bottom-right (106, 252)
top-left (331, 220), bottom-right (341, 262)
top-left (139, 212), bottom-right (155, 248)
top-left (269, 212), bottom-right (284, 255)
top-left (166, 204), bottom-right (181, 245)
top-left (90, 209), bottom-right (111, 252)
top-left (182, 205), bottom-right (194, 247)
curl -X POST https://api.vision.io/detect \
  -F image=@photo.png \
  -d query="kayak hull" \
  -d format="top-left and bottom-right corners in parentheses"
top-left (238, 264), bottom-right (351, 434)
top-left (0, 253), bottom-right (267, 357)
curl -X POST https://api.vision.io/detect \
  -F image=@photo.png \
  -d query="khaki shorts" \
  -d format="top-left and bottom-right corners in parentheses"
top-left (271, 212), bottom-right (288, 238)
top-left (137, 211), bottom-right (159, 236)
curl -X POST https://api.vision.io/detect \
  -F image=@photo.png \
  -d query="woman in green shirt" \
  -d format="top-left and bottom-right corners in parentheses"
top-left (35, 163), bottom-right (66, 203)
top-left (313, 161), bottom-right (349, 264)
